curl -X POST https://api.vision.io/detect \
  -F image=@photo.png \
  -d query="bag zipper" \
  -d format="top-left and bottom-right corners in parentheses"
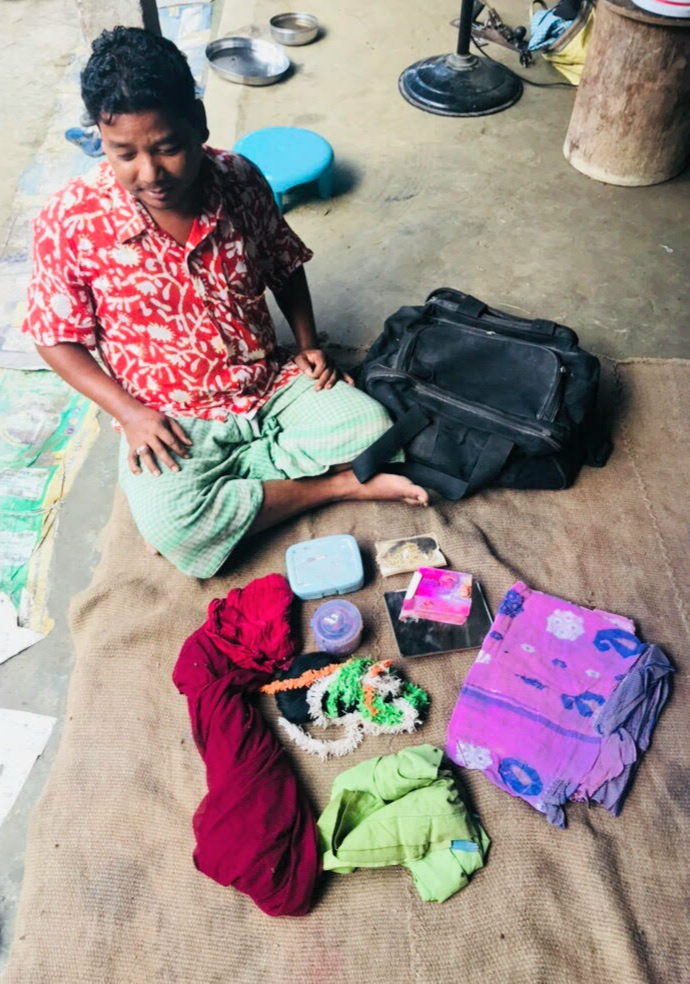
top-left (366, 366), bottom-right (564, 449)
top-left (399, 320), bottom-right (564, 421)
top-left (540, 364), bottom-right (568, 421)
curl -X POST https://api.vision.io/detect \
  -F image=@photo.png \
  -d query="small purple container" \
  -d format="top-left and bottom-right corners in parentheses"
top-left (310, 600), bottom-right (363, 655)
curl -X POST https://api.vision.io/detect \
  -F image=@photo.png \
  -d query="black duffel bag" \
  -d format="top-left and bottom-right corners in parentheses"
top-left (353, 288), bottom-right (611, 500)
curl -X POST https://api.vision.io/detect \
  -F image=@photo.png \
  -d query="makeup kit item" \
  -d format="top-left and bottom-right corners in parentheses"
top-left (286, 534), bottom-right (364, 600)
top-left (311, 600), bottom-right (363, 655)
top-left (400, 567), bottom-right (473, 626)
top-left (374, 534), bottom-right (447, 577)
top-left (286, 532), bottom-right (493, 662)
top-left (385, 581), bottom-right (493, 659)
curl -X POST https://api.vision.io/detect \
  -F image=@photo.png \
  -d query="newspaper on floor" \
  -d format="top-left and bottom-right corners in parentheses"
top-left (0, 368), bottom-right (99, 661)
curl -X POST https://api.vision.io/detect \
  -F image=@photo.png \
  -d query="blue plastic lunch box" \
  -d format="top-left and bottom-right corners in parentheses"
top-left (285, 534), bottom-right (364, 601)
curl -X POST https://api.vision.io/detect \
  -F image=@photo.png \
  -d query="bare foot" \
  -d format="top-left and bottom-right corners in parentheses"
top-left (249, 470), bottom-right (429, 538)
top-left (348, 471), bottom-right (429, 506)
top-left (144, 541), bottom-right (160, 556)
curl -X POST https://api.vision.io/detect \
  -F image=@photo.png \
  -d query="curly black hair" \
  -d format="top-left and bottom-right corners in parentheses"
top-left (81, 26), bottom-right (198, 127)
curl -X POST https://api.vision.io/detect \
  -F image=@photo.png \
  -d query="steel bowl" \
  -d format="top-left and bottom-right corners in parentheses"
top-left (269, 12), bottom-right (319, 46)
top-left (205, 37), bottom-right (291, 86)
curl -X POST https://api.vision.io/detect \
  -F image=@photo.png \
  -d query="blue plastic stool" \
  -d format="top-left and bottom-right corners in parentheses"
top-left (233, 126), bottom-right (334, 212)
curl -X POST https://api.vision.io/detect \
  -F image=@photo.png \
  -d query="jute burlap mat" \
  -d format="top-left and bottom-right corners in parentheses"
top-left (5, 360), bottom-right (689, 984)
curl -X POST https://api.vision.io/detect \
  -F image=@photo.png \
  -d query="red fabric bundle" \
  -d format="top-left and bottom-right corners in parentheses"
top-left (173, 573), bottom-right (320, 917)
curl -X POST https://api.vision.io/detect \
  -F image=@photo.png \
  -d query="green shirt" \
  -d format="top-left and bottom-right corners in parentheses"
top-left (317, 744), bottom-right (490, 902)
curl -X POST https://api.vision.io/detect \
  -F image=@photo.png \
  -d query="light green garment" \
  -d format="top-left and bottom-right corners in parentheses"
top-left (317, 744), bottom-right (490, 902)
top-left (118, 374), bottom-right (400, 578)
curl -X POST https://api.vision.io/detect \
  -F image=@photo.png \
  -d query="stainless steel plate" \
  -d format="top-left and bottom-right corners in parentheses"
top-left (269, 12), bottom-right (319, 45)
top-left (205, 37), bottom-right (291, 86)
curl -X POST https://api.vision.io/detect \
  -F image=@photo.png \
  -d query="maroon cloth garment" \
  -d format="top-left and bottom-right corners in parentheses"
top-left (173, 573), bottom-right (320, 917)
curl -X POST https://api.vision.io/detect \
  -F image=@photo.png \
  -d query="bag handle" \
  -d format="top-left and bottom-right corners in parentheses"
top-left (352, 405), bottom-right (430, 484)
top-left (425, 288), bottom-right (487, 320)
top-left (352, 408), bottom-right (515, 500)
top-left (427, 288), bottom-right (561, 338)
top-left (531, 319), bottom-right (557, 336)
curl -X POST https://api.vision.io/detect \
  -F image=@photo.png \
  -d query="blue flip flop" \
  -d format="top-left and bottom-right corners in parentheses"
top-left (64, 126), bottom-right (104, 158)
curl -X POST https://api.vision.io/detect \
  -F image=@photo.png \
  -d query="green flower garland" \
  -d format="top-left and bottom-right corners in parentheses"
top-left (324, 657), bottom-right (430, 728)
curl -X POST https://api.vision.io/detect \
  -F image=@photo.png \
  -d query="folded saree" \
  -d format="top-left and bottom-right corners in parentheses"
top-left (446, 582), bottom-right (673, 827)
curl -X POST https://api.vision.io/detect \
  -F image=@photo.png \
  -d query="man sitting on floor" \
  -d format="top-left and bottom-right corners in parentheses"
top-left (23, 27), bottom-right (427, 578)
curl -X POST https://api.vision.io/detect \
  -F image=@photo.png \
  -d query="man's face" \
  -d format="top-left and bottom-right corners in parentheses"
top-left (99, 107), bottom-right (205, 214)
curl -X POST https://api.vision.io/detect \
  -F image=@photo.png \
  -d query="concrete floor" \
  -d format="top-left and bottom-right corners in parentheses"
top-left (0, 0), bottom-right (688, 971)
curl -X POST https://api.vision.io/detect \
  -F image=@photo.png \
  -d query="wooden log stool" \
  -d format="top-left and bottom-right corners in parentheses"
top-left (564, 0), bottom-right (690, 186)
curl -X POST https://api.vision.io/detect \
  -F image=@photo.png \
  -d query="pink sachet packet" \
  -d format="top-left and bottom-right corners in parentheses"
top-left (400, 567), bottom-right (473, 626)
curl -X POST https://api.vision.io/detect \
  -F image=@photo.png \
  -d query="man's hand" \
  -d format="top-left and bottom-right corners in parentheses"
top-left (273, 268), bottom-right (353, 391)
top-left (294, 348), bottom-right (354, 392)
top-left (121, 405), bottom-right (193, 476)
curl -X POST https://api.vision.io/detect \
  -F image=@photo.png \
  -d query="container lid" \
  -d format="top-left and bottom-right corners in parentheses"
top-left (285, 534), bottom-right (364, 599)
top-left (311, 600), bottom-right (363, 645)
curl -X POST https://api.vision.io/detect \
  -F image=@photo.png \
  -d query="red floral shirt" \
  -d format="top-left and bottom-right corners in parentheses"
top-left (23, 147), bottom-right (312, 419)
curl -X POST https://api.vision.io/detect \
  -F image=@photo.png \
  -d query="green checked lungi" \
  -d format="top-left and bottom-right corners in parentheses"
top-left (119, 374), bottom-right (399, 578)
